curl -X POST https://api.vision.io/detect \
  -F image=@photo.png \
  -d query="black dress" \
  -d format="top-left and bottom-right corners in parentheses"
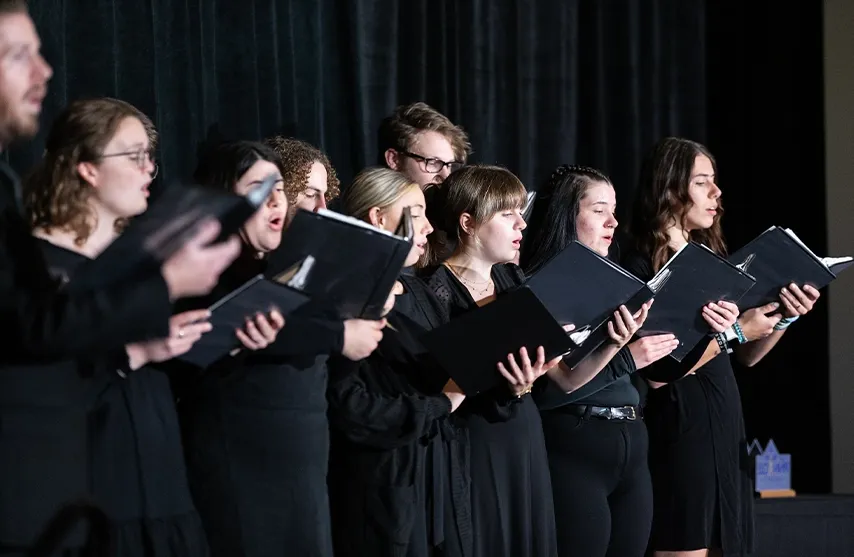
top-left (622, 251), bottom-right (754, 556)
top-left (177, 255), bottom-right (338, 557)
top-left (0, 161), bottom-right (172, 363)
top-left (420, 264), bottom-right (558, 557)
top-left (327, 273), bottom-right (471, 557)
top-left (37, 240), bottom-right (209, 557)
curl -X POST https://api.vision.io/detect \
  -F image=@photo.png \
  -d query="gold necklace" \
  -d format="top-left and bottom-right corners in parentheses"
top-left (446, 262), bottom-right (493, 296)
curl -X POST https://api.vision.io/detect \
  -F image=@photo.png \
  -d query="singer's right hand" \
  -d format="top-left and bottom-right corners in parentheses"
top-left (342, 318), bottom-right (385, 361)
top-left (701, 300), bottom-right (739, 333)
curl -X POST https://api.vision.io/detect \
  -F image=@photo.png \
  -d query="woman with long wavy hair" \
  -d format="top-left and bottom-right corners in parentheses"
top-left (623, 137), bottom-right (820, 557)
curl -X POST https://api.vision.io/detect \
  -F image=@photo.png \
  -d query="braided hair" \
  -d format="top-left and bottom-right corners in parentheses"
top-left (519, 164), bottom-right (613, 276)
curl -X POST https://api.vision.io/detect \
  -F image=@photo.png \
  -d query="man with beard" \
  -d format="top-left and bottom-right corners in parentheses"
top-left (0, 0), bottom-right (239, 361)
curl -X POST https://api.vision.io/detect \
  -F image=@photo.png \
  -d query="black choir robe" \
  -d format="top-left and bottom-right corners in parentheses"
top-left (176, 253), bottom-right (340, 557)
top-left (0, 161), bottom-right (172, 363)
top-left (326, 272), bottom-right (472, 557)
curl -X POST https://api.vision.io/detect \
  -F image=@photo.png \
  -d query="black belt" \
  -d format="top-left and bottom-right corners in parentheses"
top-left (557, 404), bottom-right (641, 421)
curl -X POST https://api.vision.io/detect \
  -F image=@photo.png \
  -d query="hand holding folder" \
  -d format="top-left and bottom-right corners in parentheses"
top-left (729, 225), bottom-right (852, 311)
top-left (67, 175), bottom-right (279, 294)
top-left (266, 207), bottom-right (413, 320)
top-left (637, 242), bottom-right (756, 361)
top-left (177, 260), bottom-right (313, 368)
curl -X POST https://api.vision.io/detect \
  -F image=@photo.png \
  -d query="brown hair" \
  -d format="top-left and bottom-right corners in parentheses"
top-left (426, 164), bottom-right (527, 264)
top-left (0, 0), bottom-right (27, 16)
top-left (628, 137), bottom-right (726, 272)
top-left (24, 97), bottom-right (155, 246)
top-left (377, 102), bottom-right (472, 164)
top-left (263, 136), bottom-right (339, 205)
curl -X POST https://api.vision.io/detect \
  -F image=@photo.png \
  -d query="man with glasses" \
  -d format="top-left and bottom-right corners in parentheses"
top-left (377, 101), bottom-right (471, 189)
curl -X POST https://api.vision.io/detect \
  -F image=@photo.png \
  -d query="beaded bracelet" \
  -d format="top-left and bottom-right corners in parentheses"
top-left (774, 315), bottom-right (800, 331)
top-left (732, 322), bottom-right (747, 344)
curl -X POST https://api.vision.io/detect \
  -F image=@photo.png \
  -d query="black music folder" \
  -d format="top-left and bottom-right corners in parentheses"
top-left (420, 286), bottom-right (575, 396)
top-left (637, 242), bottom-right (757, 361)
top-left (525, 241), bottom-right (673, 369)
top-left (729, 226), bottom-right (853, 310)
top-left (178, 262), bottom-right (312, 368)
top-left (267, 207), bottom-right (413, 320)
top-left (67, 175), bottom-right (279, 293)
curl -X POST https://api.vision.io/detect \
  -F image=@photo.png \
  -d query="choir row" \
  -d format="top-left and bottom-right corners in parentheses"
top-left (0, 4), bottom-right (820, 557)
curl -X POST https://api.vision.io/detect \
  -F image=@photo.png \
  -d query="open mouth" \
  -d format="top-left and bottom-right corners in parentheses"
top-left (268, 215), bottom-right (285, 231)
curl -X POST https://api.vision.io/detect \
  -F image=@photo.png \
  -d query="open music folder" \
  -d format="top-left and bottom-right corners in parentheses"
top-left (177, 261), bottom-right (313, 368)
top-left (66, 175), bottom-right (279, 293)
top-left (266, 207), bottom-right (413, 320)
top-left (637, 242), bottom-right (756, 361)
top-left (729, 225), bottom-right (853, 310)
top-left (525, 241), bottom-right (673, 370)
top-left (421, 242), bottom-right (670, 395)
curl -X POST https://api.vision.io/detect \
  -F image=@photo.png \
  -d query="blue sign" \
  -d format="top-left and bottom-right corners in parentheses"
top-left (750, 439), bottom-right (792, 492)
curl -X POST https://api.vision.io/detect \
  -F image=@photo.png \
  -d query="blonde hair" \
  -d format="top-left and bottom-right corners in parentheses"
top-left (340, 167), bottom-right (419, 222)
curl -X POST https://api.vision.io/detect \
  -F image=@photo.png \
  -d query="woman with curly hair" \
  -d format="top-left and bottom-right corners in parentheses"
top-left (623, 137), bottom-right (820, 557)
top-left (264, 136), bottom-right (339, 220)
top-left (19, 97), bottom-right (216, 557)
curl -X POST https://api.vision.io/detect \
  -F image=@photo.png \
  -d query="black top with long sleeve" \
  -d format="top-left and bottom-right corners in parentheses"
top-left (326, 272), bottom-right (471, 557)
top-left (419, 263), bottom-right (558, 557)
top-left (534, 347), bottom-right (638, 410)
top-left (0, 162), bottom-right (171, 363)
top-left (177, 253), bottom-right (341, 557)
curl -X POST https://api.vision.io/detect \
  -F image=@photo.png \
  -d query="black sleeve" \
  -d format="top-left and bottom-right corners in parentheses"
top-left (0, 267), bottom-right (172, 364)
top-left (326, 355), bottom-right (453, 450)
top-left (557, 346), bottom-right (637, 402)
top-left (260, 315), bottom-right (345, 358)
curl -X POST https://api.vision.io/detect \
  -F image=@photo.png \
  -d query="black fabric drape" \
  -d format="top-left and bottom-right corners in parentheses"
top-left (15, 0), bottom-right (705, 208)
top-left (10, 0), bottom-right (829, 494)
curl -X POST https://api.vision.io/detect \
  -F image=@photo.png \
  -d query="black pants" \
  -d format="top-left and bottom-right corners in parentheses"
top-left (540, 408), bottom-right (653, 557)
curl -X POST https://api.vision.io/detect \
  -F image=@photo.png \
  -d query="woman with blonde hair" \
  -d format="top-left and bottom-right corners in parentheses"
top-left (326, 167), bottom-right (469, 556)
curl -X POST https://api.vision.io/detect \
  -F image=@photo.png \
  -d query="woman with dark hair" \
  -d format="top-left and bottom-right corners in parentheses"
top-left (624, 137), bottom-right (820, 557)
top-left (520, 164), bottom-right (680, 557)
top-left (178, 140), bottom-right (384, 557)
top-left (20, 97), bottom-right (218, 557)
top-left (420, 164), bottom-right (646, 557)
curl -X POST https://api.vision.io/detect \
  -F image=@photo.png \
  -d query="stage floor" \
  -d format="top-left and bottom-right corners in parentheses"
top-left (754, 495), bottom-right (854, 557)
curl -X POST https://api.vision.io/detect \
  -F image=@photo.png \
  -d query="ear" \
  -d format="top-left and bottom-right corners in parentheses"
top-left (76, 162), bottom-right (99, 187)
top-left (368, 206), bottom-right (384, 228)
top-left (384, 148), bottom-right (400, 171)
top-left (459, 212), bottom-right (475, 236)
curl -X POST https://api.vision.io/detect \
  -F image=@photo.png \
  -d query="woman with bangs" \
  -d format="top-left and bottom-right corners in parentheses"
top-left (22, 97), bottom-right (218, 556)
top-left (420, 165), bottom-right (645, 557)
top-left (179, 141), bottom-right (385, 557)
top-left (623, 137), bottom-right (820, 557)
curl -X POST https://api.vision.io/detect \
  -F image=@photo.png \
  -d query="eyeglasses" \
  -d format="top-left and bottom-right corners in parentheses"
top-left (399, 150), bottom-right (464, 174)
top-left (98, 147), bottom-right (158, 179)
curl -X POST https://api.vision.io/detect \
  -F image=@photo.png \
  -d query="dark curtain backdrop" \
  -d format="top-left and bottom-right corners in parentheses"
top-left (11, 1), bottom-right (829, 493)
